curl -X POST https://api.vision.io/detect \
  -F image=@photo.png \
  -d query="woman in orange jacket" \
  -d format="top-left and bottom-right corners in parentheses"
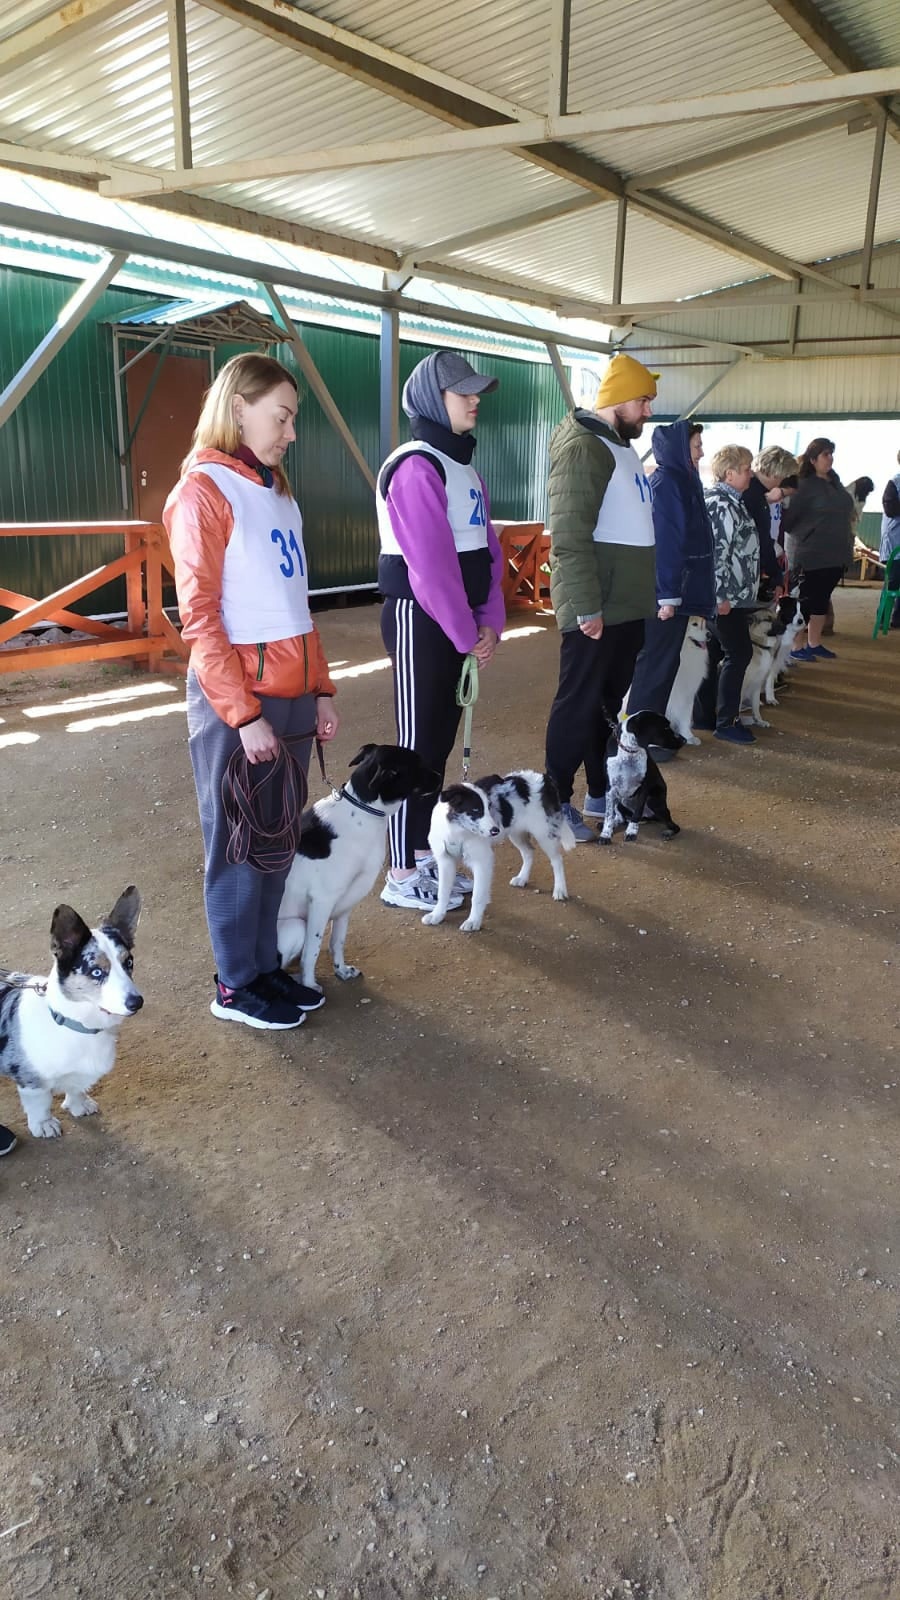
top-left (165, 353), bottom-right (338, 1031)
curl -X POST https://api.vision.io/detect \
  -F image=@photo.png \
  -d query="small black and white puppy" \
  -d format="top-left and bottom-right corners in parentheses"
top-left (278, 743), bottom-right (437, 988)
top-left (0, 888), bottom-right (143, 1140)
top-left (423, 770), bottom-right (576, 933)
top-left (601, 711), bottom-right (681, 844)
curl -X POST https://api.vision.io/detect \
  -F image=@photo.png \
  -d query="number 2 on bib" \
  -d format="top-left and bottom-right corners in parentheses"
top-left (468, 487), bottom-right (486, 526)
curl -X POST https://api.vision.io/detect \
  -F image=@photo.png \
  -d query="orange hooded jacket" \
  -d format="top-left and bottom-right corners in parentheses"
top-left (164, 450), bottom-right (336, 728)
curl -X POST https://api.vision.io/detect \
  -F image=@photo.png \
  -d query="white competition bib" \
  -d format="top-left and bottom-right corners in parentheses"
top-left (377, 442), bottom-right (489, 556)
top-left (191, 462), bottom-right (313, 644)
top-left (591, 437), bottom-right (655, 547)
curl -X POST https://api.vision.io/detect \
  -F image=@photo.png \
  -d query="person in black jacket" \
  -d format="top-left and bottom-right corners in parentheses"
top-left (624, 420), bottom-right (715, 763)
top-left (742, 446), bottom-right (798, 599)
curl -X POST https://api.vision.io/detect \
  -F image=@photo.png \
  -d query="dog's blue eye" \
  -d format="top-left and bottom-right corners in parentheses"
top-left (124, 956), bottom-right (133, 971)
top-left (90, 966), bottom-right (104, 981)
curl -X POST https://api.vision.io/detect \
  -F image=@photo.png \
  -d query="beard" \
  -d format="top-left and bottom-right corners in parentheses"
top-left (614, 409), bottom-right (644, 440)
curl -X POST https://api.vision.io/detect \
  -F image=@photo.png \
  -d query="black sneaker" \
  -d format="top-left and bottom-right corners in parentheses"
top-left (256, 968), bottom-right (326, 1012)
top-left (0, 1125), bottom-right (17, 1158)
top-left (210, 976), bottom-right (305, 1030)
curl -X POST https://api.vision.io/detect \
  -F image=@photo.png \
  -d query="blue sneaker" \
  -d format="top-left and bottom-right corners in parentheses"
top-left (582, 793), bottom-right (606, 818)
top-left (790, 645), bottom-right (817, 662)
top-left (809, 644), bottom-right (836, 659)
top-left (714, 723), bottom-right (755, 745)
top-left (561, 802), bottom-right (597, 842)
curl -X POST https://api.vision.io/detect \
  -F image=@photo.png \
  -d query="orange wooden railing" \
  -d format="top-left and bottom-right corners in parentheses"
top-left (0, 522), bottom-right (189, 675)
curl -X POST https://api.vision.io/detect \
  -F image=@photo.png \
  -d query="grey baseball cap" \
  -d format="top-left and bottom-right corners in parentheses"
top-left (434, 350), bottom-right (499, 395)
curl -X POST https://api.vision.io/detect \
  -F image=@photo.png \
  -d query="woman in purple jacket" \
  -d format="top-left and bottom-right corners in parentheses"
top-left (377, 350), bottom-right (506, 910)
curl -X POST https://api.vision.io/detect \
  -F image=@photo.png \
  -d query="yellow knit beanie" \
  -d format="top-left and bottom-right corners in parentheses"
top-left (595, 353), bottom-right (659, 409)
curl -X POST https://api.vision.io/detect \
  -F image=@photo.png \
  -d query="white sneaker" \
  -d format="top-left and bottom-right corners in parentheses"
top-left (418, 854), bottom-right (473, 896)
top-left (380, 867), bottom-right (464, 911)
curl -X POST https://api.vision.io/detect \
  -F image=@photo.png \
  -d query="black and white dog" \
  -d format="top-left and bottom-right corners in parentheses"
top-left (423, 771), bottom-right (576, 933)
top-left (665, 616), bottom-right (711, 745)
top-left (277, 744), bottom-right (436, 989)
top-left (601, 711), bottom-right (681, 844)
top-left (0, 888), bottom-right (142, 1140)
top-left (740, 608), bottom-right (786, 728)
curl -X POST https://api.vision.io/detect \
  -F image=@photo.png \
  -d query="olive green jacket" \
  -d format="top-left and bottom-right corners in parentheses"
top-left (547, 411), bottom-right (657, 632)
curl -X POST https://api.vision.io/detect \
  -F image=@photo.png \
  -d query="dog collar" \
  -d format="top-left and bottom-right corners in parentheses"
top-left (334, 784), bottom-right (386, 819)
top-left (49, 1007), bottom-right (104, 1035)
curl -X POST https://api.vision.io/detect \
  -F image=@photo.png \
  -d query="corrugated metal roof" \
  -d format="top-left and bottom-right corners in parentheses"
top-left (0, 0), bottom-right (899, 409)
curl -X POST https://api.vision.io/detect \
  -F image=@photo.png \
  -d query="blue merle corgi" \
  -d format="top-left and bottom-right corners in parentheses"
top-left (0, 888), bottom-right (142, 1140)
top-left (423, 771), bottom-right (576, 933)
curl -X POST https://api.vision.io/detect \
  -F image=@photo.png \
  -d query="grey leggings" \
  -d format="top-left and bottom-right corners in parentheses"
top-left (186, 671), bottom-right (314, 989)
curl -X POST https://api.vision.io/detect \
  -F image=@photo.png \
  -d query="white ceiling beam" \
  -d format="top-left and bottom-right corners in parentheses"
top-left (547, 0), bottom-right (572, 118)
top-left (628, 190), bottom-right (856, 288)
top-left (99, 65), bottom-right (900, 197)
top-left (625, 105), bottom-right (869, 192)
top-left (860, 108), bottom-right (888, 290)
top-left (0, 0), bottom-right (127, 69)
top-left (766, 0), bottom-right (900, 145)
top-left (167, 0), bottom-right (193, 173)
top-left (194, 0), bottom-right (533, 123)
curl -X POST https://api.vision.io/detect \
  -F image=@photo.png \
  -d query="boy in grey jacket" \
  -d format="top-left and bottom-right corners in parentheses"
top-left (693, 445), bottom-right (762, 745)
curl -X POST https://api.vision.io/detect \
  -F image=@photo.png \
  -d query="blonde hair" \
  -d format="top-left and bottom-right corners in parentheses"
top-left (710, 444), bottom-right (752, 482)
top-left (184, 353), bottom-right (298, 494)
top-left (752, 445), bottom-right (799, 480)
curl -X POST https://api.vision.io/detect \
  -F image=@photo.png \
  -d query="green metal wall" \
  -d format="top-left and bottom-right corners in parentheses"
top-left (0, 262), bottom-right (565, 618)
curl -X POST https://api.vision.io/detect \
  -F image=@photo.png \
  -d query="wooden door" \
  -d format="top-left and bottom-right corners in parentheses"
top-left (125, 348), bottom-right (210, 523)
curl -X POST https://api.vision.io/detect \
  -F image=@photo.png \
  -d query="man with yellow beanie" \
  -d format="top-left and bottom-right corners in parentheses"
top-left (544, 352), bottom-right (659, 839)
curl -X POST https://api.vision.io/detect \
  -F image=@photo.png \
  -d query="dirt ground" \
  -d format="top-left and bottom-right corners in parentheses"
top-left (1, 589), bottom-right (898, 1600)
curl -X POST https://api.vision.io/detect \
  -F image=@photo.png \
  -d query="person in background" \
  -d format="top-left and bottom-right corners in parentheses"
top-left (743, 446), bottom-right (798, 599)
top-left (880, 450), bottom-right (900, 629)
top-left (542, 353), bottom-right (659, 839)
top-left (166, 353), bottom-right (339, 1031)
top-left (626, 419), bottom-right (715, 760)
top-left (782, 437), bottom-right (854, 661)
top-left (377, 350), bottom-right (505, 910)
top-left (693, 445), bottom-right (761, 746)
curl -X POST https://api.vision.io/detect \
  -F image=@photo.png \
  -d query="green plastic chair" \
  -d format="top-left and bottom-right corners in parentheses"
top-left (873, 546), bottom-right (900, 637)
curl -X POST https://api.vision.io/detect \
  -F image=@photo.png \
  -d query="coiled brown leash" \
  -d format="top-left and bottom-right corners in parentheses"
top-left (221, 732), bottom-right (330, 873)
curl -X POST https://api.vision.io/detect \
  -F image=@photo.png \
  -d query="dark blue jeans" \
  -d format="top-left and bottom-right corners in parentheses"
top-left (693, 609), bottom-right (753, 730)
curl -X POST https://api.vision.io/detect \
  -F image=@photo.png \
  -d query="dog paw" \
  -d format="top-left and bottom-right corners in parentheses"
top-left (509, 873), bottom-right (528, 889)
top-left (552, 887), bottom-right (568, 902)
top-left (598, 834), bottom-right (612, 846)
top-left (421, 910), bottom-right (444, 927)
top-left (756, 718), bottom-right (771, 729)
top-left (624, 828), bottom-right (639, 842)
top-left (64, 1093), bottom-right (99, 1117)
top-left (334, 964), bottom-right (361, 981)
top-left (459, 916), bottom-right (483, 933)
top-left (661, 825), bottom-right (680, 840)
top-left (30, 1116), bottom-right (62, 1139)
top-left (685, 734), bottom-right (702, 746)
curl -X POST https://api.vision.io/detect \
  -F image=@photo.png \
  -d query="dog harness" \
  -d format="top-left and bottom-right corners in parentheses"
top-left (334, 784), bottom-right (386, 819)
top-left (49, 1008), bottom-right (103, 1035)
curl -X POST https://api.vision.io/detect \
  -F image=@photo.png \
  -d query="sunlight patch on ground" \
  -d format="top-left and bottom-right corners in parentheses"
top-left (23, 681), bottom-right (180, 719)
top-left (0, 730), bottom-right (40, 749)
top-left (67, 702), bottom-right (187, 733)
top-left (328, 625), bottom-right (546, 682)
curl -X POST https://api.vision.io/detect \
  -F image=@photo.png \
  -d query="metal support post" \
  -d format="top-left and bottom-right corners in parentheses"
top-left (675, 355), bottom-right (743, 420)
top-left (612, 197), bottom-right (627, 307)
top-left (258, 281), bottom-right (376, 491)
top-left (379, 305), bottom-right (400, 465)
top-left (0, 252), bottom-right (128, 429)
top-left (548, 0), bottom-right (572, 117)
top-left (167, 0), bottom-right (193, 171)
top-left (545, 342), bottom-right (575, 410)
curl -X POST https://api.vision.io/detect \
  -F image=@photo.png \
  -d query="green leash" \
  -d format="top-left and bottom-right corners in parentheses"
top-left (456, 652), bottom-right (480, 779)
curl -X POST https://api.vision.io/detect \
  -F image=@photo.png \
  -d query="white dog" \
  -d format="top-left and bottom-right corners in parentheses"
top-left (665, 616), bottom-right (710, 744)
top-left (423, 771), bottom-right (575, 933)
top-left (277, 744), bottom-right (436, 990)
top-left (741, 609), bottom-right (784, 727)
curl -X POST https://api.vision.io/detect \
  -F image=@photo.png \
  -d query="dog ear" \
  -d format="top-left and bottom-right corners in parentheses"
top-left (50, 904), bottom-right (92, 965)
top-left (105, 886), bottom-right (142, 948)
top-left (348, 743), bottom-right (378, 769)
